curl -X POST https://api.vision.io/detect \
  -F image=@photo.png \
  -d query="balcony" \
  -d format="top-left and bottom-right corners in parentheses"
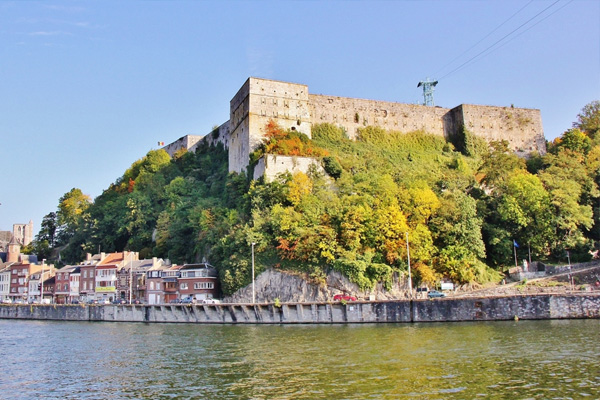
top-left (95, 276), bottom-right (116, 283)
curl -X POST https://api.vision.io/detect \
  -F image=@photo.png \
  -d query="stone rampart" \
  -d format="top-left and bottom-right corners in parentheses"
top-left (309, 94), bottom-right (450, 140)
top-left (161, 77), bottom-right (547, 176)
top-left (162, 135), bottom-right (204, 158)
top-left (253, 155), bottom-right (325, 181)
top-left (453, 104), bottom-right (545, 156)
top-left (1, 294), bottom-right (598, 324)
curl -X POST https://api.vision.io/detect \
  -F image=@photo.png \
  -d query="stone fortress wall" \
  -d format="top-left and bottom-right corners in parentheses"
top-left (162, 77), bottom-right (546, 175)
top-left (308, 94), bottom-right (449, 140)
top-left (229, 78), bottom-right (313, 173)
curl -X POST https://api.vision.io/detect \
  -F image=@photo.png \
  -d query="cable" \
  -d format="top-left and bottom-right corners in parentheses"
top-left (479, 0), bottom-right (575, 59)
top-left (445, 0), bottom-right (574, 79)
top-left (438, 0), bottom-right (563, 81)
top-left (433, 0), bottom-right (535, 78)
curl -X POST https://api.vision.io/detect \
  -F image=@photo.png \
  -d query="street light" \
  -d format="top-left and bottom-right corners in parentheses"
top-left (129, 251), bottom-right (133, 304)
top-left (40, 259), bottom-right (46, 304)
top-left (251, 242), bottom-right (256, 304)
top-left (406, 232), bottom-right (412, 297)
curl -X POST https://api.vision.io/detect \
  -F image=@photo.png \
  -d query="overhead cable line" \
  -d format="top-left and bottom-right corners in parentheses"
top-left (438, 0), bottom-right (563, 81)
top-left (481, 0), bottom-right (574, 58)
top-left (433, 0), bottom-right (535, 78)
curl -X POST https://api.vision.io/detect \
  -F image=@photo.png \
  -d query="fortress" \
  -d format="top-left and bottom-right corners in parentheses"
top-left (164, 77), bottom-right (546, 177)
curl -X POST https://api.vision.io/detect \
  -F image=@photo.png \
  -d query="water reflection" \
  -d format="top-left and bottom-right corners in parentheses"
top-left (0, 320), bottom-right (598, 399)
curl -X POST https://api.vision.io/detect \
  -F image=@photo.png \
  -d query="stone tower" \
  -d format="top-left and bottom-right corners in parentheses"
top-left (228, 78), bottom-right (312, 173)
top-left (7, 236), bottom-right (21, 263)
top-left (13, 220), bottom-right (33, 246)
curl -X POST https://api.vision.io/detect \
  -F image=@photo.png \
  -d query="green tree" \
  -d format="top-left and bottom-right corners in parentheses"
top-left (37, 212), bottom-right (58, 247)
top-left (56, 188), bottom-right (91, 245)
top-left (574, 100), bottom-right (600, 139)
top-left (549, 128), bottom-right (592, 155)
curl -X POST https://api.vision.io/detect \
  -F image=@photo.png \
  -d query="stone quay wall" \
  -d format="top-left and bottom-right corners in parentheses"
top-left (1, 294), bottom-right (598, 324)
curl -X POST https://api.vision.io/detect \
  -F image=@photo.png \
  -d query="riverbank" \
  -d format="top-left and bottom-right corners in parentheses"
top-left (1, 293), bottom-right (599, 324)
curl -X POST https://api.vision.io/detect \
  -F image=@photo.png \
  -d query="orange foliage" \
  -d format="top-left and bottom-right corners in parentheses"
top-left (276, 237), bottom-right (298, 260)
top-left (128, 178), bottom-right (135, 193)
top-left (262, 120), bottom-right (329, 158)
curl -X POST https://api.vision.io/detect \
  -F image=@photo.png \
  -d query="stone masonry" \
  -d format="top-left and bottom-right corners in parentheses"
top-left (163, 77), bottom-right (546, 176)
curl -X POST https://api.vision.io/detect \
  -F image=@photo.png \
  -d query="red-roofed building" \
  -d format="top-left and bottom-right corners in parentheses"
top-left (95, 251), bottom-right (138, 303)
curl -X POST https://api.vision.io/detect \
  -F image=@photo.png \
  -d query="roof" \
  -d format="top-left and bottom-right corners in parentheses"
top-left (59, 265), bottom-right (81, 274)
top-left (98, 252), bottom-right (125, 266)
top-left (179, 263), bottom-right (215, 271)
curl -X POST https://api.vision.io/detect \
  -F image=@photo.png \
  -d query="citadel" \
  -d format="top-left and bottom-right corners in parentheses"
top-left (163, 77), bottom-right (546, 178)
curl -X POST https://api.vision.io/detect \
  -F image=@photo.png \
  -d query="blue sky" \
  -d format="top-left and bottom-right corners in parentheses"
top-left (1, 0), bottom-right (599, 235)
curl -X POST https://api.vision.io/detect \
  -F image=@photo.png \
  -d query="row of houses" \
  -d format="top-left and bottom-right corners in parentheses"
top-left (0, 236), bottom-right (219, 304)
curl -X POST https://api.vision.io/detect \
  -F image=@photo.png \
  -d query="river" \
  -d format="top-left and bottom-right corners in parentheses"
top-left (0, 319), bottom-right (598, 399)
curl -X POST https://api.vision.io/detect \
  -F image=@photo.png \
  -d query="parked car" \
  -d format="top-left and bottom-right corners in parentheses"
top-left (202, 299), bottom-right (221, 304)
top-left (87, 299), bottom-right (98, 304)
top-left (112, 299), bottom-right (126, 304)
top-left (169, 299), bottom-right (181, 304)
top-left (427, 290), bottom-right (446, 299)
top-left (181, 297), bottom-right (194, 304)
top-left (333, 294), bottom-right (357, 301)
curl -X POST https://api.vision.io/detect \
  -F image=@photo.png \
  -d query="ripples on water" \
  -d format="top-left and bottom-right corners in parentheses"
top-left (0, 319), bottom-right (598, 399)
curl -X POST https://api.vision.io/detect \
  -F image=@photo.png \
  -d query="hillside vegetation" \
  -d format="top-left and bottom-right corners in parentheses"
top-left (25, 101), bottom-right (600, 296)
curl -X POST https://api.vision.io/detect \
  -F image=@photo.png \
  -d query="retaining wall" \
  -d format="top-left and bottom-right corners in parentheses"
top-left (1, 294), bottom-right (598, 324)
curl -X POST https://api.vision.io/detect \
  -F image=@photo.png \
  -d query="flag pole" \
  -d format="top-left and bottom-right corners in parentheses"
top-left (514, 242), bottom-right (518, 269)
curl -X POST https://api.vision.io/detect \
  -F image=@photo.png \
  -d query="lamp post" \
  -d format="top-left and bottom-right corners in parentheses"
top-left (251, 242), bottom-right (256, 304)
top-left (40, 259), bottom-right (46, 304)
top-left (406, 232), bottom-right (412, 297)
top-left (129, 251), bottom-right (133, 304)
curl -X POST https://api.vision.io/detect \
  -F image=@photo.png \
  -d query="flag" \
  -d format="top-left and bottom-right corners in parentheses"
top-left (513, 240), bottom-right (519, 248)
top-left (158, 141), bottom-right (165, 146)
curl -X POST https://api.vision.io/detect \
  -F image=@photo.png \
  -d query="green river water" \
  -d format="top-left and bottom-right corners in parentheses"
top-left (0, 319), bottom-right (598, 399)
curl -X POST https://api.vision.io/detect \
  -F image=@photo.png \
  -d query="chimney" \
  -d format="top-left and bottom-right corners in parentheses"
top-left (86, 253), bottom-right (92, 261)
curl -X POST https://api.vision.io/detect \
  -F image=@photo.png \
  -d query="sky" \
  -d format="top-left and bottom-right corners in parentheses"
top-left (1, 0), bottom-right (599, 235)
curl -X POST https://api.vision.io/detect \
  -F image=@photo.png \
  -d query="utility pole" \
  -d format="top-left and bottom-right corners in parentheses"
top-left (251, 243), bottom-right (256, 304)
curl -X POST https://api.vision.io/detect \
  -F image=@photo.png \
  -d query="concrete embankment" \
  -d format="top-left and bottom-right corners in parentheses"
top-left (1, 294), bottom-right (599, 324)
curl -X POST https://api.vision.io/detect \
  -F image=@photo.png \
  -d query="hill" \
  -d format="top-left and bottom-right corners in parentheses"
top-left (25, 101), bottom-right (600, 297)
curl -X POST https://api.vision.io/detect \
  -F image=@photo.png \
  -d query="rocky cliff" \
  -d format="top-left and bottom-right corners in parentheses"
top-left (223, 269), bottom-right (412, 303)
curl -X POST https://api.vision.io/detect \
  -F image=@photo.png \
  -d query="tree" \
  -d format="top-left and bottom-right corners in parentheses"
top-left (496, 170), bottom-right (553, 256)
top-left (56, 188), bottom-right (91, 245)
top-left (550, 128), bottom-right (592, 155)
top-left (430, 190), bottom-right (486, 259)
top-left (37, 212), bottom-right (58, 247)
top-left (574, 100), bottom-right (600, 139)
top-left (478, 140), bottom-right (526, 190)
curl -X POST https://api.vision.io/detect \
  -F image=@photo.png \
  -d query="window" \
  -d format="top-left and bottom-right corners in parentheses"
top-left (150, 281), bottom-right (154, 290)
top-left (83, 270), bottom-right (87, 278)
top-left (180, 283), bottom-right (188, 290)
top-left (194, 282), bottom-right (214, 290)
top-left (156, 282), bottom-right (160, 290)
